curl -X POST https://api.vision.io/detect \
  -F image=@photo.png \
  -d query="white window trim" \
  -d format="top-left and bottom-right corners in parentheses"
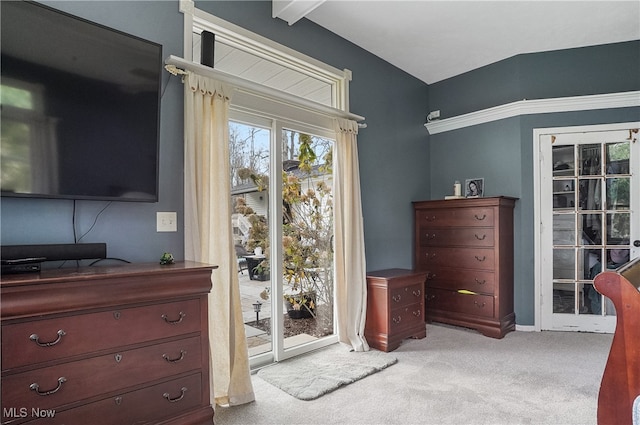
top-left (178, 0), bottom-right (358, 116)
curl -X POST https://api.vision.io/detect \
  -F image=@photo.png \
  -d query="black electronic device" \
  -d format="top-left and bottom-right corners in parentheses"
top-left (1, 258), bottom-right (44, 274)
top-left (0, 1), bottom-right (162, 202)
top-left (1, 243), bottom-right (108, 274)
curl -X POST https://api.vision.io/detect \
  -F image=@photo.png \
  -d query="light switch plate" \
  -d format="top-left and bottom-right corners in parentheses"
top-left (157, 212), bottom-right (177, 232)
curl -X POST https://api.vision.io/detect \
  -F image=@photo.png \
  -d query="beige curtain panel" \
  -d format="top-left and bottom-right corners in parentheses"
top-left (182, 71), bottom-right (255, 406)
top-left (334, 118), bottom-right (369, 352)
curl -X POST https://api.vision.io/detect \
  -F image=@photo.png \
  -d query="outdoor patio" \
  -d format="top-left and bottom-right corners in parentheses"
top-left (238, 270), bottom-right (320, 356)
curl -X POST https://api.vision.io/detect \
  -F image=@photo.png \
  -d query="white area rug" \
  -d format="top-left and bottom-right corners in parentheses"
top-left (257, 344), bottom-right (397, 400)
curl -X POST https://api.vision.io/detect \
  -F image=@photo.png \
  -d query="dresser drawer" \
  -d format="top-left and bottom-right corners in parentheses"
top-left (389, 302), bottom-right (424, 332)
top-left (426, 288), bottom-right (494, 318)
top-left (425, 267), bottom-right (496, 294)
top-left (2, 299), bottom-right (201, 370)
top-left (418, 227), bottom-right (494, 247)
top-left (417, 247), bottom-right (495, 271)
top-left (2, 336), bottom-right (202, 412)
top-left (26, 373), bottom-right (203, 425)
top-left (416, 207), bottom-right (494, 228)
top-left (389, 282), bottom-right (423, 309)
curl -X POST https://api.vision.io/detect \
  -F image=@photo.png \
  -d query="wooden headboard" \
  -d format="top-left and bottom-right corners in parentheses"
top-left (593, 256), bottom-right (640, 425)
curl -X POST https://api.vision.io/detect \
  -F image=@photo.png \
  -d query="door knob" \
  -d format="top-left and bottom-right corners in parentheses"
top-left (634, 240), bottom-right (640, 247)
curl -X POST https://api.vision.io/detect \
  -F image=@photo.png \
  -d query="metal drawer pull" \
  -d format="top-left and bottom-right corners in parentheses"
top-left (163, 350), bottom-right (187, 363)
top-left (475, 278), bottom-right (486, 285)
top-left (30, 330), bottom-right (66, 347)
top-left (426, 233), bottom-right (436, 240)
top-left (474, 255), bottom-right (486, 262)
top-left (426, 295), bottom-right (436, 301)
top-left (163, 387), bottom-right (187, 403)
top-left (474, 301), bottom-right (486, 308)
top-left (425, 215), bottom-right (436, 222)
top-left (413, 289), bottom-right (421, 297)
top-left (30, 377), bottom-right (66, 396)
top-left (413, 310), bottom-right (421, 317)
top-left (425, 253), bottom-right (436, 259)
top-left (474, 234), bottom-right (486, 240)
top-left (161, 311), bottom-right (186, 324)
top-left (392, 316), bottom-right (402, 324)
top-left (392, 295), bottom-right (402, 303)
top-left (474, 214), bottom-right (486, 220)
top-left (426, 273), bottom-right (436, 280)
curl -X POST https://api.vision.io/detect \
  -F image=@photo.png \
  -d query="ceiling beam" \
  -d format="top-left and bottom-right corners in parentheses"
top-left (272, 0), bottom-right (326, 26)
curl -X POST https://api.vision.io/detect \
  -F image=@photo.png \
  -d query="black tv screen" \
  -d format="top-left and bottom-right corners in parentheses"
top-left (1, 1), bottom-right (162, 202)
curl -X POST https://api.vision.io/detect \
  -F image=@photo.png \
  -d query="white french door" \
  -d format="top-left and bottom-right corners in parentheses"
top-left (536, 123), bottom-right (639, 332)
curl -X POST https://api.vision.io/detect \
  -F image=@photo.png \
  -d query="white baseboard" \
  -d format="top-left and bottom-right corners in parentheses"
top-left (515, 324), bottom-right (537, 332)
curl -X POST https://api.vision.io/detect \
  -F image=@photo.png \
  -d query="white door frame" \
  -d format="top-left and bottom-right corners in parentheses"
top-left (533, 122), bottom-right (640, 332)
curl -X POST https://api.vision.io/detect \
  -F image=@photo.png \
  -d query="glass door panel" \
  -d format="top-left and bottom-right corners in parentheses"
top-left (231, 116), bottom-right (338, 367)
top-left (541, 125), bottom-right (638, 332)
top-left (229, 120), bottom-right (273, 358)
top-left (280, 128), bottom-right (335, 352)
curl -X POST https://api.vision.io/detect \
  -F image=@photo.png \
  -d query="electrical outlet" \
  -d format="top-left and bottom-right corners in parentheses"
top-left (157, 212), bottom-right (177, 232)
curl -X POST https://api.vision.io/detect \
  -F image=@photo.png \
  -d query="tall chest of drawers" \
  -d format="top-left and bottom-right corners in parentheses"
top-left (413, 197), bottom-right (517, 338)
top-left (1, 261), bottom-right (215, 425)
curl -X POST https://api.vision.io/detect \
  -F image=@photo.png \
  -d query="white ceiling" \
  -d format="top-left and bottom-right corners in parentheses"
top-left (276, 1), bottom-right (640, 84)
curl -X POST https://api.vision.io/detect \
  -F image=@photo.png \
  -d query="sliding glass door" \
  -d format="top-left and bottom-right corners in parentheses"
top-left (231, 114), bottom-right (338, 368)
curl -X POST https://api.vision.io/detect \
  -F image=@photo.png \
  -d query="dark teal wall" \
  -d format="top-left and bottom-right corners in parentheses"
top-left (430, 40), bottom-right (640, 118)
top-left (428, 41), bottom-right (640, 325)
top-left (1, 1), bottom-right (429, 272)
top-left (1, 1), bottom-right (186, 264)
top-left (196, 1), bottom-right (431, 270)
top-left (2, 1), bottom-right (637, 326)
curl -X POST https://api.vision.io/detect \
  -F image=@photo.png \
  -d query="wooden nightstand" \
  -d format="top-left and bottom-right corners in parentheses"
top-left (365, 268), bottom-right (427, 352)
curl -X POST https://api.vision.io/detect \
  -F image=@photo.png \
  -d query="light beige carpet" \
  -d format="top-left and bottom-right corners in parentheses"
top-left (256, 343), bottom-right (397, 400)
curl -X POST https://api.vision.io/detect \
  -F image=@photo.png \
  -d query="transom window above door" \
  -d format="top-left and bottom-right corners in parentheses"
top-left (184, 2), bottom-right (351, 111)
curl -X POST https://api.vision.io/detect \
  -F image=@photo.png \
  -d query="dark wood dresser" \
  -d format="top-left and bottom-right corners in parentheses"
top-left (1, 261), bottom-right (215, 425)
top-left (413, 196), bottom-right (517, 338)
top-left (365, 268), bottom-right (427, 352)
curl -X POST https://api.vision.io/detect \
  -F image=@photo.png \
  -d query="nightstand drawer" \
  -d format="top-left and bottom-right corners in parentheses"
top-left (2, 299), bottom-right (201, 370)
top-left (389, 283), bottom-right (423, 309)
top-left (2, 336), bottom-right (202, 412)
top-left (389, 302), bottom-right (424, 332)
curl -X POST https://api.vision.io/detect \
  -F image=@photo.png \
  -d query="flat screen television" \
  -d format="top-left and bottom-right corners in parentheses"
top-left (1, 1), bottom-right (162, 202)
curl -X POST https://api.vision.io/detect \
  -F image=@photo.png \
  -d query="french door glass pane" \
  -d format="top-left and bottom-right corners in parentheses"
top-left (579, 144), bottom-right (601, 175)
top-left (580, 213), bottom-right (603, 245)
top-left (607, 213), bottom-right (630, 244)
top-left (606, 177), bottom-right (630, 210)
top-left (553, 214), bottom-right (574, 245)
top-left (552, 145), bottom-right (574, 176)
top-left (578, 178), bottom-right (602, 210)
top-left (553, 248), bottom-right (575, 280)
top-left (605, 142), bottom-right (630, 174)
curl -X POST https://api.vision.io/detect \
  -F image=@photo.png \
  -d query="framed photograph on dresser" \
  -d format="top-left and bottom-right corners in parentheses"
top-left (465, 178), bottom-right (484, 197)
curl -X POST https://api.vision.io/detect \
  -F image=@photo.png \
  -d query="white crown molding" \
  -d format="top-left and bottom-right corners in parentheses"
top-left (425, 91), bottom-right (640, 135)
